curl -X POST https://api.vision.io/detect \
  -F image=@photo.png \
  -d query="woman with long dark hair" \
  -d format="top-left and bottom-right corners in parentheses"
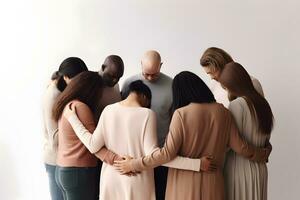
top-left (219, 62), bottom-right (274, 200)
top-left (114, 71), bottom-right (271, 200)
top-left (42, 57), bottom-right (88, 200)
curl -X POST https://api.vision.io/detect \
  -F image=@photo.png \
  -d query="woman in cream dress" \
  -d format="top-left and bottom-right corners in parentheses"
top-left (219, 62), bottom-right (274, 200)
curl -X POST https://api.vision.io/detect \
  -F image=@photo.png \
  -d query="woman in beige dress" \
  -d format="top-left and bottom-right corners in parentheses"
top-left (115, 71), bottom-right (271, 200)
top-left (218, 62), bottom-right (274, 200)
top-left (63, 80), bottom-right (205, 200)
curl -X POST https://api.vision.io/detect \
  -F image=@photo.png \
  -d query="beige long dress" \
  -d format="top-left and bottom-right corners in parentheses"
top-left (224, 97), bottom-right (270, 200)
top-left (67, 103), bottom-right (200, 200)
top-left (130, 103), bottom-right (268, 200)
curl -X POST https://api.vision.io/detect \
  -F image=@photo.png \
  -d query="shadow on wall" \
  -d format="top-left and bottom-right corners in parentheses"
top-left (0, 141), bottom-right (20, 200)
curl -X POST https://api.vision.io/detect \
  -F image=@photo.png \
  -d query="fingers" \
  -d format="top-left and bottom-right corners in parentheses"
top-left (68, 103), bottom-right (72, 110)
top-left (115, 167), bottom-right (128, 174)
top-left (70, 102), bottom-right (76, 110)
top-left (208, 164), bottom-right (217, 171)
top-left (114, 166), bottom-right (135, 176)
top-left (114, 160), bottom-right (127, 164)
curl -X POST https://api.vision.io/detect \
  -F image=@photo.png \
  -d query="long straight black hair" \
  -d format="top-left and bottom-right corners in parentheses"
top-left (171, 71), bottom-right (216, 114)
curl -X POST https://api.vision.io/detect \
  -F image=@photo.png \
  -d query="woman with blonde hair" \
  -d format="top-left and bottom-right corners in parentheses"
top-left (200, 47), bottom-right (264, 107)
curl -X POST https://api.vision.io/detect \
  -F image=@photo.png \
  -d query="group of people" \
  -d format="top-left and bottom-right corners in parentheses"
top-left (42, 47), bottom-right (274, 200)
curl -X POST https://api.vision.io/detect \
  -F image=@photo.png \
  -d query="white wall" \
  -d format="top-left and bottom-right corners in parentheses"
top-left (0, 0), bottom-right (299, 199)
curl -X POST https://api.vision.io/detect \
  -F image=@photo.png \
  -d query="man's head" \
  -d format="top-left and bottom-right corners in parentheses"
top-left (101, 55), bottom-right (124, 87)
top-left (141, 50), bottom-right (162, 82)
top-left (200, 47), bottom-right (233, 81)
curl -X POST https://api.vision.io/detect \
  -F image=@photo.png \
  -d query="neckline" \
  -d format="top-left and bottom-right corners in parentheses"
top-left (117, 102), bottom-right (144, 109)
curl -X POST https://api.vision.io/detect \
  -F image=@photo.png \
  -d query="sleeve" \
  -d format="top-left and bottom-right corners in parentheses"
top-left (43, 116), bottom-right (58, 149)
top-left (131, 110), bottom-right (200, 171)
top-left (162, 157), bottom-right (201, 172)
top-left (94, 147), bottom-right (122, 165)
top-left (227, 108), bottom-right (267, 162)
top-left (67, 103), bottom-right (106, 153)
top-left (43, 94), bottom-right (59, 149)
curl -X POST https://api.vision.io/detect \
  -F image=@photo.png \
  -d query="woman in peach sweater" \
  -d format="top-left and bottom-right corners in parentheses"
top-left (52, 71), bottom-right (121, 200)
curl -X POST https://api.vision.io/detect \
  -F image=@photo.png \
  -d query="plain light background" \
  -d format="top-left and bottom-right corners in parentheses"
top-left (0, 0), bottom-right (299, 199)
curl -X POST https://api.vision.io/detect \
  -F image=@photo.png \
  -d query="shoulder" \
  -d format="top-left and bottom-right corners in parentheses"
top-left (251, 76), bottom-right (262, 88)
top-left (139, 108), bottom-right (157, 122)
top-left (44, 83), bottom-right (61, 99)
top-left (113, 83), bottom-right (120, 91)
top-left (101, 103), bottom-right (118, 114)
top-left (124, 74), bottom-right (141, 83)
top-left (160, 73), bottom-right (173, 83)
top-left (122, 74), bottom-right (141, 91)
top-left (171, 108), bottom-right (184, 121)
top-left (251, 76), bottom-right (264, 96)
top-left (147, 108), bottom-right (156, 118)
top-left (250, 75), bottom-right (259, 83)
top-left (229, 97), bottom-right (246, 113)
top-left (231, 97), bottom-right (246, 106)
top-left (70, 100), bottom-right (92, 113)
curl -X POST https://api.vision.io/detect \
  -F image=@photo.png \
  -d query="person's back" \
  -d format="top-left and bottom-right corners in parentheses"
top-left (114, 71), bottom-right (270, 200)
top-left (99, 103), bottom-right (155, 200)
top-left (57, 100), bottom-right (98, 167)
top-left (122, 72), bottom-right (173, 146)
top-left (224, 97), bottom-right (269, 200)
top-left (166, 102), bottom-right (233, 200)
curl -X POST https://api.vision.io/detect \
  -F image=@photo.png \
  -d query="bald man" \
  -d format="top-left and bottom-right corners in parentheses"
top-left (121, 50), bottom-right (173, 200)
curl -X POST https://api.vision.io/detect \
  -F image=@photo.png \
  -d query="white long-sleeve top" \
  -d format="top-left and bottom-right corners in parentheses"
top-left (42, 82), bottom-right (61, 165)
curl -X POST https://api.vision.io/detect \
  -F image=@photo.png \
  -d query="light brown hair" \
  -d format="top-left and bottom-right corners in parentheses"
top-left (200, 47), bottom-right (233, 72)
top-left (219, 62), bottom-right (274, 135)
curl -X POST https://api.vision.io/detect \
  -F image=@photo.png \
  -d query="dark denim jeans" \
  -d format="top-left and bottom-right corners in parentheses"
top-left (45, 164), bottom-right (64, 200)
top-left (55, 166), bottom-right (98, 200)
top-left (154, 166), bottom-right (168, 200)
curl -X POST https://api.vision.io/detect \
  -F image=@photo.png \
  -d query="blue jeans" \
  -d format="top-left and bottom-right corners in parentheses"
top-left (45, 164), bottom-right (64, 200)
top-left (55, 166), bottom-right (98, 200)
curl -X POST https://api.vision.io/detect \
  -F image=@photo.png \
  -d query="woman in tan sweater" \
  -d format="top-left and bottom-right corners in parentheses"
top-left (115, 71), bottom-right (271, 200)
